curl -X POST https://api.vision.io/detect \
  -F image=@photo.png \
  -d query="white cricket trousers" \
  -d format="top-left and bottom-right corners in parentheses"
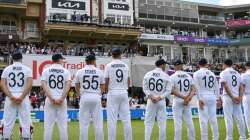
top-left (172, 99), bottom-right (195, 140)
top-left (44, 98), bottom-right (68, 140)
top-left (2, 97), bottom-right (32, 139)
top-left (198, 99), bottom-right (219, 140)
top-left (107, 92), bottom-right (132, 140)
top-left (79, 94), bottom-right (104, 140)
top-left (144, 99), bottom-right (166, 140)
top-left (243, 95), bottom-right (250, 137)
top-left (222, 95), bottom-right (246, 140)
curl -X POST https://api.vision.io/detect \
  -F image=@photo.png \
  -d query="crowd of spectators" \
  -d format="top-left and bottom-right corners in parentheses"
top-left (142, 27), bottom-right (225, 39)
top-left (143, 27), bottom-right (200, 37)
top-left (0, 42), bottom-right (137, 58)
top-left (228, 31), bottom-right (250, 39)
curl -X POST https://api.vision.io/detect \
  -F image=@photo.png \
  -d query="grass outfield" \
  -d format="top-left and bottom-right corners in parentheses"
top-left (10, 118), bottom-right (248, 140)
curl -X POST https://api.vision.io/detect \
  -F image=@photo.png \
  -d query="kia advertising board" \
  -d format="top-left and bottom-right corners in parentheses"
top-left (22, 55), bottom-right (129, 86)
top-left (46, 0), bottom-right (90, 20)
top-left (51, 0), bottom-right (86, 10)
top-left (103, 0), bottom-right (134, 25)
top-left (108, 3), bottom-right (129, 11)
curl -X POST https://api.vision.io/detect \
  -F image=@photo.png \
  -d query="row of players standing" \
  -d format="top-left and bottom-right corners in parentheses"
top-left (1, 47), bottom-right (250, 140)
top-left (143, 58), bottom-right (250, 140)
top-left (0, 48), bottom-right (131, 140)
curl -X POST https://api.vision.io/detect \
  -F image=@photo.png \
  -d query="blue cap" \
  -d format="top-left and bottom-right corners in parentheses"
top-left (52, 54), bottom-right (65, 62)
top-left (85, 54), bottom-right (96, 61)
top-left (111, 48), bottom-right (122, 56)
top-left (198, 58), bottom-right (208, 65)
top-left (11, 52), bottom-right (22, 60)
top-left (224, 59), bottom-right (233, 66)
top-left (173, 59), bottom-right (183, 66)
top-left (155, 59), bottom-right (167, 67)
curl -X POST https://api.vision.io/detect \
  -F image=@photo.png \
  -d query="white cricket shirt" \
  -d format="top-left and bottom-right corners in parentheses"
top-left (75, 65), bottom-right (105, 95)
top-left (193, 68), bottom-right (220, 100)
top-left (143, 68), bottom-right (172, 98)
top-left (1, 62), bottom-right (32, 97)
top-left (104, 59), bottom-right (129, 93)
top-left (41, 64), bottom-right (71, 99)
top-left (241, 70), bottom-right (250, 96)
top-left (170, 70), bottom-right (194, 101)
top-left (220, 67), bottom-right (241, 97)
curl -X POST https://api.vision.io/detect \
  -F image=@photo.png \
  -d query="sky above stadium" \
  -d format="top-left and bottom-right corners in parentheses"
top-left (182, 0), bottom-right (250, 6)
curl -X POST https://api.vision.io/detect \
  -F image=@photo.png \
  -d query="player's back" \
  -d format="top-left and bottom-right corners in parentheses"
top-left (194, 68), bottom-right (218, 98)
top-left (41, 64), bottom-right (71, 99)
top-left (76, 65), bottom-right (104, 94)
top-left (220, 67), bottom-right (241, 96)
top-left (1, 62), bottom-right (32, 97)
top-left (170, 70), bottom-right (193, 100)
top-left (105, 59), bottom-right (129, 92)
top-left (143, 68), bottom-right (169, 96)
top-left (241, 70), bottom-right (250, 95)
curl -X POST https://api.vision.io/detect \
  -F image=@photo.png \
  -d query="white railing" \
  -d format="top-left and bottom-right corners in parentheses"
top-left (199, 15), bottom-right (225, 21)
top-left (23, 30), bottom-right (40, 39)
top-left (0, 25), bottom-right (17, 34)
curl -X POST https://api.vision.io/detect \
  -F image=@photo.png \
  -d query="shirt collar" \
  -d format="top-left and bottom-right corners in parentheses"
top-left (85, 65), bottom-right (95, 68)
top-left (112, 59), bottom-right (121, 62)
top-left (155, 68), bottom-right (163, 71)
top-left (13, 62), bottom-right (21, 64)
top-left (52, 63), bottom-right (63, 67)
top-left (175, 70), bottom-right (183, 73)
top-left (200, 67), bottom-right (208, 70)
top-left (225, 67), bottom-right (233, 71)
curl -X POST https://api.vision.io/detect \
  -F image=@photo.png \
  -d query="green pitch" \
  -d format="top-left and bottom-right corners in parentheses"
top-left (10, 118), bottom-right (248, 140)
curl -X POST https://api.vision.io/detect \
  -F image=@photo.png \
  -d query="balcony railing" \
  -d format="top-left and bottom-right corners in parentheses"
top-left (0, 25), bottom-right (17, 34)
top-left (199, 15), bottom-right (225, 21)
top-left (46, 16), bottom-right (140, 30)
top-left (0, 0), bottom-right (26, 4)
top-left (22, 30), bottom-right (40, 39)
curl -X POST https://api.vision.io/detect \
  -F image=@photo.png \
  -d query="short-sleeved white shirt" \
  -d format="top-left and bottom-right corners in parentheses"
top-left (143, 68), bottom-right (172, 97)
top-left (241, 70), bottom-right (250, 96)
top-left (75, 65), bottom-right (105, 95)
top-left (170, 70), bottom-right (193, 100)
top-left (193, 68), bottom-right (219, 100)
top-left (1, 62), bottom-right (32, 97)
top-left (220, 67), bottom-right (241, 96)
top-left (41, 64), bottom-right (71, 99)
top-left (104, 59), bottom-right (129, 93)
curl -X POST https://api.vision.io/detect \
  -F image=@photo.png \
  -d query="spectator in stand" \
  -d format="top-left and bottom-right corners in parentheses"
top-left (239, 64), bottom-right (246, 74)
top-left (68, 88), bottom-right (75, 106)
top-left (30, 92), bottom-right (38, 110)
top-left (129, 96), bottom-right (139, 109)
top-left (0, 91), bottom-right (5, 109)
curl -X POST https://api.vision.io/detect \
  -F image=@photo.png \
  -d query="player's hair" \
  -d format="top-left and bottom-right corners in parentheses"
top-left (52, 59), bottom-right (60, 63)
top-left (224, 59), bottom-right (233, 67)
top-left (112, 53), bottom-right (121, 59)
top-left (85, 59), bottom-right (95, 65)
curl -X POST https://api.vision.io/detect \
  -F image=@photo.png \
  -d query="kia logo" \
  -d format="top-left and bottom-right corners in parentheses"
top-left (52, 0), bottom-right (85, 10)
top-left (58, 2), bottom-right (80, 8)
top-left (108, 3), bottom-right (129, 11)
top-left (112, 4), bottom-right (125, 9)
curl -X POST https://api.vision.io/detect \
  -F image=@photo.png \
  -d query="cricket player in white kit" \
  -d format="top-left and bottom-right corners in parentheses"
top-left (0, 52), bottom-right (33, 140)
top-left (75, 55), bottom-right (105, 140)
top-left (241, 61), bottom-right (250, 138)
top-left (143, 59), bottom-right (172, 140)
top-left (170, 60), bottom-right (195, 140)
top-left (41, 54), bottom-right (71, 140)
top-left (220, 59), bottom-right (246, 140)
top-left (193, 58), bottom-right (221, 140)
top-left (105, 48), bottom-right (132, 140)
